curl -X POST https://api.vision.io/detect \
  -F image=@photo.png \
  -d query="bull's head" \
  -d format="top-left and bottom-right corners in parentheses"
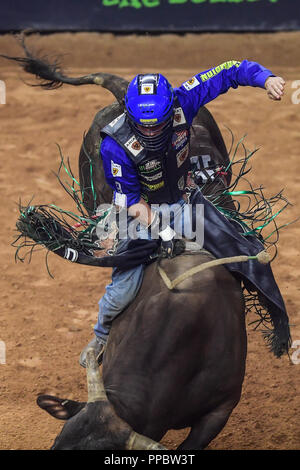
top-left (37, 349), bottom-right (166, 450)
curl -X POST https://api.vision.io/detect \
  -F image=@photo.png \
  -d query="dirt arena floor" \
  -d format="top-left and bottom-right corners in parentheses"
top-left (0, 32), bottom-right (299, 451)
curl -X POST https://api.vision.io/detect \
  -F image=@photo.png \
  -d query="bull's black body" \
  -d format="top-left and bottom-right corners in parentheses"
top-left (103, 252), bottom-right (246, 449)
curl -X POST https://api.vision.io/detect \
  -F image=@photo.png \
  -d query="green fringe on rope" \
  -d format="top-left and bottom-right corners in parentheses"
top-left (195, 133), bottom-right (295, 259)
top-left (12, 146), bottom-right (112, 276)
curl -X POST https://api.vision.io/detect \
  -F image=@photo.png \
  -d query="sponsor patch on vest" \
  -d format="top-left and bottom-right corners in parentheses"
top-left (124, 136), bottom-right (144, 156)
top-left (172, 130), bottom-right (188, 150)
top-left (111, 161), bottom-right (122, 177)
top-left (173, 107), bottom-right (186, 127)
top-left (141, 180), bottom-right (165, 191)
top-left (176, 144), bottom-right (189, 168)
top-left (139, 159), bottom-right (162, 173)
top-left (142, 171), bottom-right (163, 182)
top-left (182, 76), bottom-right (200, 91)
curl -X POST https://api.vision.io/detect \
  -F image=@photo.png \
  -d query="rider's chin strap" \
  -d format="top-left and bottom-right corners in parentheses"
top-left (158, 250), bottom-right (270, 290)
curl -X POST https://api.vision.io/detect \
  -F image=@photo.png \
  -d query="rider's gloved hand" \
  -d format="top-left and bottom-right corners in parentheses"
top-left (160, 239), bottom-right (175, 258)
top-left (147, 211), bottom-right (185, 259)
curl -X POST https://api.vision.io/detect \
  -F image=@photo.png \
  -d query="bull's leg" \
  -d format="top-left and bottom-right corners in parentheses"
top-left (176, 402), bottom-right (237, 450)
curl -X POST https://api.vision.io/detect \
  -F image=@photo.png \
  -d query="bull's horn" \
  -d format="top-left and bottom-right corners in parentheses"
top-left (126, 431), bottom-right (167, 451)
top-left (86, 348), bottom-right (107, 402)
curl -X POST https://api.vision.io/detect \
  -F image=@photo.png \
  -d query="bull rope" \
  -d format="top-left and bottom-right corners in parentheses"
top-left (157, 250), bottom-right (270, 290)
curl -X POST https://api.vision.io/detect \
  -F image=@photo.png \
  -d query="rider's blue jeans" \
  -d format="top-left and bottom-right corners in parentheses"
top-left (94, 196), bottom-right (194, 342)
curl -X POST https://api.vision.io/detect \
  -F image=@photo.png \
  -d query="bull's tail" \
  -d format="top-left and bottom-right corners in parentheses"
top-left (0, 31), bottom-right (129, 104)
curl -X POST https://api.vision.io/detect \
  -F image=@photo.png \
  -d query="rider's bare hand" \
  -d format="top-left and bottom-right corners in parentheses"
top-left (265, 76), bottom-right (285, 101)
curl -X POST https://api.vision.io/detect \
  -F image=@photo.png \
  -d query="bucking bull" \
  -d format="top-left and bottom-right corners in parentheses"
top-left (1, 35), bottom-right (290, 450)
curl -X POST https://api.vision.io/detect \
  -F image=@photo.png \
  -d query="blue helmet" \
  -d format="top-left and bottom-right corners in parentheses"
top-left (125, 73), bottom-right (174, 151)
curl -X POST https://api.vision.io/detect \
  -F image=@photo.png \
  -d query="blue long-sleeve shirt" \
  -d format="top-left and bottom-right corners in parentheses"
top-left (100, 60), bottom-right (273, 207)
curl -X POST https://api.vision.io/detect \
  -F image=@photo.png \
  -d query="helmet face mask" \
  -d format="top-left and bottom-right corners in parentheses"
top-left (125, 73), bottom-right (174, 152)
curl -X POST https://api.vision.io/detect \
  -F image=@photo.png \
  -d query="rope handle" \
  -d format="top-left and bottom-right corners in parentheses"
top-left (158, 250), bottom-right (270, 290)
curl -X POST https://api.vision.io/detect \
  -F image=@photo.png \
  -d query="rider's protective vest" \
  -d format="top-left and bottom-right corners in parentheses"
top-left (101, 98), bottom-right (191, 205)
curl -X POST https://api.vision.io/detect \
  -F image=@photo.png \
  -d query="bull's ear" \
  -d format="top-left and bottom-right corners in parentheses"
top-left (37, 395), bottom-right (85, 420)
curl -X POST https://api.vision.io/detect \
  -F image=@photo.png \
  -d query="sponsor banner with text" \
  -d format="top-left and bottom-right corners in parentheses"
top-left (0, 0), bottom-right (298, 33)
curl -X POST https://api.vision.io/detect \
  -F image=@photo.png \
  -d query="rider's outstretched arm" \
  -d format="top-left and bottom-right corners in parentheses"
top-left (175, 60), bottom-right (285, 123)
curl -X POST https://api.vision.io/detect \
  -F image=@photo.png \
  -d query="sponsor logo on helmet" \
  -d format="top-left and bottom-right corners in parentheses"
top-left (141, 83), bottom-right (154, 94)
top-left (183, 76), bottom-right (200, 91)
top-left (138, 103), bottom-right (155, 107)
top-left (139, 118), bottom-right (158, 124)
